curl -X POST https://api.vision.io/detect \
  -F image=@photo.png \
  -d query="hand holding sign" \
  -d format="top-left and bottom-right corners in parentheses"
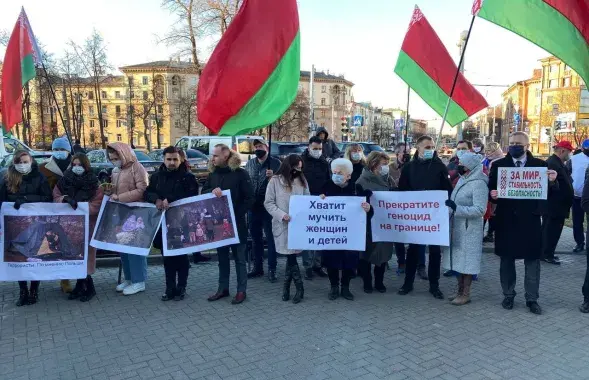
top-left (490, 190), bottom-right (499, 200)
top-left (547, 169), bottom-right (557, 182)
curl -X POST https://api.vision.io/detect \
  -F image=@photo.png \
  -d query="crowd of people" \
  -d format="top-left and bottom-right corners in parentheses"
top-left (4, 129), bottom-right (589, 315)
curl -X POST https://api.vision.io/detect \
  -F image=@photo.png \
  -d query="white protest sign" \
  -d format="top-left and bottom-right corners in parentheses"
top-left (498, 167), bottom-right (547, 200)
top-left (287, 195), bottom-right (366, 251)
top-left (370, 191), bottom-right (449, 246)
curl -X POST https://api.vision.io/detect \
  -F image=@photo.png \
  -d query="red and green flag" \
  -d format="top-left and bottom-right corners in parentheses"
top-left (394, 6), bottom-right (488, 127)
top-left (1, 8), bottom-right (42, 131)
top-left (197, 0), bottom-right (300, 136)
top-left (473, 0), bottom-right (589, 86)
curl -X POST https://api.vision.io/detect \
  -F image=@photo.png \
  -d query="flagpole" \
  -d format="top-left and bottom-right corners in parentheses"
top-left (405, 85), bottom-right (410, 152)
top-left (436, 14), bottom-right (476, 149)
top-left (40, 62), bottom-right (73, 147)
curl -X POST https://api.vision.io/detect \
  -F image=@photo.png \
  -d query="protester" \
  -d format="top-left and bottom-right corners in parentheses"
top-left (40, 137), bottom-right (74, 293)
top-left (106, 142), bottom-right (149, 296)
top-left (356, 151), bottom-right (393, 293)
top-left (472, 138), bottom-right (485, 155)
top-left (301, 136), bottom-right (330, 280)
top-left (72, 139), bottom-right (85, 154)
top-left (264, 155), bottom-right (309, 304)
top-left (203, 144), bottom-right (254, 305)
top-left (442, 152), bottom-right (488, 305)
top-left (447, 140), bottom-right (473, 187)
top-left (567, 139), bottom-right (589, 253)
top-left (53, 153), bottom-right (104, 302)
top-left (0, 151), bottom-right (52, 306)
top-left (344, 143), bottom-right (366, 186)
top-left (482, 142), bottom-right (504, 243)
top-left (145, 146), bottom-right (199, 301)
top-left (542, 140), bottom-right (574, 265)
top-left (315, 126), bottom-right (341, 160)
top-left (245, 139), bottom-right (281, 282)
top-left (489, 132), bottom-right (558, 315)
top-left (320, 158), bottom-right (371, 301)
top-left (389, 143), bottom-right (427, 276)
top-left (579, 166), bottom-right (589, 313)
top-left (398, 135), bottom-right (453, 299)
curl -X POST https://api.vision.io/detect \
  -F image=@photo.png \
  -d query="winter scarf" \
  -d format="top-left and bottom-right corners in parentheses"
top-left (56, 169), bottom-right (99, 202)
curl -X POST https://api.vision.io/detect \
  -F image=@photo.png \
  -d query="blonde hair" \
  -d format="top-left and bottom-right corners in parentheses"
top-left (366, 151), bottom-right (390, 172)
top-left (485, 142), bottom-right (500, 154)
top-left (344, 144), bottom-right (366, 165)
top-left (5, 151), bottom-right (32, 194)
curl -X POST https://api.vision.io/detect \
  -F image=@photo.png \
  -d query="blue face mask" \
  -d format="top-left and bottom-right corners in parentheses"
top-left (422, 149), bottom-right (434, 160)
top-left (508, 145), bottom-right (525, 159)
top-left (456, 150), bottom-right (466, 159)
top-left (53, 151), bottom-right (69, 160)
top-left (332, 174), bottom-right (345, 185)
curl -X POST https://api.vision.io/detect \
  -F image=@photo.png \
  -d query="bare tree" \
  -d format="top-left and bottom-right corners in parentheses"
top-left (271, 90), bottom-right (310, 142)
top-left (0, 29), bottom-right (9, 46)
top-left (203, 0), bottom-right (243, 36)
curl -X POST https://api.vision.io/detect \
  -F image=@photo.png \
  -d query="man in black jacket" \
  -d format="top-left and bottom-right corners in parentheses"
top-left (397, 135), bottom-right (453, 299)
top-left (489, 132), bottom-right (558, 315)
top-left (245, 139), bottom-right (281, 281)
top-left (300, 136), bottom-right (330, 279)
top-left (316, 127), bottom-right (341, 160)
top-left (202, 144), bottom-right (254, 305)
top-left (542, 140), bottom-right (574, 265)
top-left (144, 146), bottom-right (199, 301)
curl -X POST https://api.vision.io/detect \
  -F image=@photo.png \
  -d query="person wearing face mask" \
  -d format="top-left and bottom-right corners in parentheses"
top-left (40, 137), bottom-right (74, 293)
top-left (264, 155), bottom-right (310, 304)
top-left (320, 158), bottom-right (371, 301)
top-left (301, 136), bottom-right (330, 279)
top-left (541, 141), bottom-right (574, 265)
top-left (397, 135), bottom-right (453, 299)
top-left (315, 127), bottom-right (341, 161)
top-left (53, 153), bottom-right (104, 302)
top-left (344, 143), bottom-right (366, 186)
top-left (145, 146), bottom-right (199, 301)
top-left (442, 152), bottom-right (488, 306)
top-left (106, 143), bottom-right (149, 296)
top-left (447, 140), bottom-right (473, 188)
top-left (356, 152), bottom-right (394, 294)
top-left (489, 132), bottom-right (558, 315)
top-left (566, 139), bottom-right (589, 253)
top-left (472, 138), bottom-right (485, 155)
top-left (0, 151), bottom-right (52, 306)
top-left (245, 139), bottom-right (281, 281)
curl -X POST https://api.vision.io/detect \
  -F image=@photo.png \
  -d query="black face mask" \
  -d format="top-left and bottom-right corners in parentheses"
top-left (291, 169), bottom-right (301, 177)
top-left (254, 149), bottom-right (267, 159)
top-left (457, 166), bottom-right (467, 176)
top-left (583, 149), bottom-right (589, 157)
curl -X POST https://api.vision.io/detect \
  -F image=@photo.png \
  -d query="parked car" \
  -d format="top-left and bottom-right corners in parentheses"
top-left (175, 135), bottom-right (260, 165)
top-left (270, 142), bottom-right (306, 161)
top-left (87, 149), bottom-right (162, 182)
top-left (336, 142), bottom-right (385, 157)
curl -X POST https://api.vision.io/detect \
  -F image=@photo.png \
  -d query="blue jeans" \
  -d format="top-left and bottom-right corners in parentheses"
top-left (249, 209), bottom-right (277, 271)
top-left (217, 244), bottom-right (247, 292)
top-left (120, 253), bottom-right (147, 283)
top-left (395, 243), bottom-right (426, 267)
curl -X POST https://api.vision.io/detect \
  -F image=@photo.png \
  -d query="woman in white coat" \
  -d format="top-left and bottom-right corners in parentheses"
top-left (264, 155), bottom-right (310, 304)
top-left (443, 152), bottom-right (489, 306)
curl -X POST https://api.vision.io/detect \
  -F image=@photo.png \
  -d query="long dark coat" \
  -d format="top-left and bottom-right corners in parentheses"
top-left (544, 154), bottom-right (573, 219)
top-left (489, 151), bottom-right (557, 260)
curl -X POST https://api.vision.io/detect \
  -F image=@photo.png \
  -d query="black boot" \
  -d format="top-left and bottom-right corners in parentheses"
top-left (80, 276), bottom-right (96, 302)
top-left (16, 282), bottom-right (28, 307)
top-left (374, 264), bottom-right (387, 293)
top-left (247, 265), bottom-right (264, 278)
top-left (175, 287), bottom-right (186, 301)
top-left (282, 262), bottom-right (292, 301)
top-left (291, 262), bottom-right (304, 304)
top-left (162, 258), bottom-right (177, 301)
top-left (161, 288), bottom-right (176, 301)
top-left (328, 286), bottom-right (339, 300)
top-left (341, 286), bottom-right (354, 301)
top-left (68, 279), bottom-right (85, 300)
top-left (28, 281), bottom-right (39, 305)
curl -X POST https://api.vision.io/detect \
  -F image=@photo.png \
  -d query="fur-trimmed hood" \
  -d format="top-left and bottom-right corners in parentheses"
top-left (208, 149), bottom-right (242, 172)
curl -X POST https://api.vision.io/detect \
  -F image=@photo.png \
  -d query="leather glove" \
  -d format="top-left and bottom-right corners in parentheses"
top-left (13, 197), bottom-right (24, 210)
top-left (64, 196), bottom-right (78, 210)
top-left (445, 199), bottom-right (457, 212)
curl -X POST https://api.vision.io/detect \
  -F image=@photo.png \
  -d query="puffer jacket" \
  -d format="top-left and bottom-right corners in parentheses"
top-left (108, 142), bottom-right (148, 203)
top-left (245, 155), bottom-right (281, 209)
top-left (0, 161), bottom-right (52, 205)
top-left (144, 164), bottom-right (199, 204)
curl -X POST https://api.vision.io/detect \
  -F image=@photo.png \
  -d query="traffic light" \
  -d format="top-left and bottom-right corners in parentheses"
top-left (341, 117), bottom-right (348, 135)
top-left (545, 128), bottom-right (550, 136)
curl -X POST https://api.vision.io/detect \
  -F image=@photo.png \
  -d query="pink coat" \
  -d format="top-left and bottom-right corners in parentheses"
top-left (108, 142), bottom-right (148, 203)
top-left (53, 185), bottom-right (104, 275)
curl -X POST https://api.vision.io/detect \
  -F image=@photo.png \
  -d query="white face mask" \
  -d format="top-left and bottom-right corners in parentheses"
top-left (309, 150), bottom-right (322, 159)
top-left (380, 165), bottom-right (390, 176)
top-left (111, 160), bottom-right (122, 168)
top-left (351, 152), bottom-right (361, 161)
top-left (473, 147), bottom-right (482, 153)
top-left (72, 166), bottom-right (85, 176)
top-left (15, 163), bottom-right (32, 174)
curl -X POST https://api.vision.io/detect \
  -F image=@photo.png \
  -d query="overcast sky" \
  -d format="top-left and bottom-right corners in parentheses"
top-left (1, 0), bottom-right (550, 120)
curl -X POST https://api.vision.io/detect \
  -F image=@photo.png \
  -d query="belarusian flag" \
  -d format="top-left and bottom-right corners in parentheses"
top-left (394, 6), bottom-right (488, 127)
top-left (197, 0), bottom-right (300, 136)
top-left (1, 8), bottom-right (42, 131)
top-left (473, 0), bottom-right (589, 86)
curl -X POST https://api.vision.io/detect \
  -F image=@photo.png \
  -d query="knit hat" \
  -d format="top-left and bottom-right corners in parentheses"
top-left (52, 137), bottom-right (71, 152)
top-left (459, 152), bottom-right (483, 171)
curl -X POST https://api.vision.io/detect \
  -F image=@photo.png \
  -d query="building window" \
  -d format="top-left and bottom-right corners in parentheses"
top-left (550, 64), bottom-right (558, 73)
top-left (90, 120), bottom-right (95, 128)
top-left (89, 106), bottom-right (95, 116)
top-left (101, 91), bottom-right (107, 99)
top-left (321, 110), bottom-right (326, 117)
top-left (172, 76), bottom-right (179, 86)
top-left (88, 91), bottom-right (94, 100)
top-left (174, 120), bottom-right (180, 129)
top-left (115, 91), bottom-right (121, 99)
top-left (174, 106), bottom-right (180, 113)
top-left (142, 76), bottom-right (148, 85)
top-left (157, 105), bottom-right (163, 114)
top-left (563, 77), bottom-right (571, 87)
top-left (535, 89), bottom-right (541, 98)
top-left (321, 98), bottom-right (326, 105)
top-left (116, 134), bottom-right (122, 142)
top-left (321, 85), bottom-right (326, 93)
top-left (101, 105), bottom-right (107, 114)
top-left (116, 120), bottom-right (123, 128)
top-left (102, 119), bottom-right (108, 129)
top-left (143, 91), bottom-right (148, 101)
top-left (172, 88), bottom-right (179, 99)
top-left (320, 122), bottom-right (325, 127)
top-left (549, 79), bottom-right (558, 88)
top-left (334, 97), bottom-right (339, 106)
top-left (564, 64), bottom-right (571, 71)
top-left (115, 105), bottom-right (121, 117)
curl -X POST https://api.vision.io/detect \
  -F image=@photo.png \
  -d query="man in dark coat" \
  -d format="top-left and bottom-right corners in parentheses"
top-left (542, 140), bottom-right (574, 265)
top-left (300, 136), bottom-right (330, 279)
top-left (245, 139), bottom-right (281, 281)
top-left (316, 127), bottom-right (341, 160)
top-left (579, 166), bottom-right (589, 313)
top-left (397, 135), bottom-right (453, 299)
top-left (202, 144), bottom-right (254, 305)
top-left (144, 146), bottom-right (199, 301)
top-left (489, 132), bottom-right (558, 315)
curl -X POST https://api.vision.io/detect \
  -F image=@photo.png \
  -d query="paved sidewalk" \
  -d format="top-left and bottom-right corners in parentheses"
top-left (483, 226), bottom-right (578, 254)
top-left (1, 251), bottom-right (588, 380)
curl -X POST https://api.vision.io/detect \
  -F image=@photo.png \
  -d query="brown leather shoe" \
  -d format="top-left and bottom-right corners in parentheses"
top-left (231, 292), bottom-right (247, 304)
top-left (207, 289), bottom-right (230, 302)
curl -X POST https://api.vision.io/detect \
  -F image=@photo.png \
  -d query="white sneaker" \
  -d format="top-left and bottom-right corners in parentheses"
top-left (116, 281), bottom-right (131, 292)
top-left (123, 282), bottom-right (145, 295)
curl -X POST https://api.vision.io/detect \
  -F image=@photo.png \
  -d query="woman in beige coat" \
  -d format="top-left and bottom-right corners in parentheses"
top-left (264, 155), bottom-right (310, 304)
